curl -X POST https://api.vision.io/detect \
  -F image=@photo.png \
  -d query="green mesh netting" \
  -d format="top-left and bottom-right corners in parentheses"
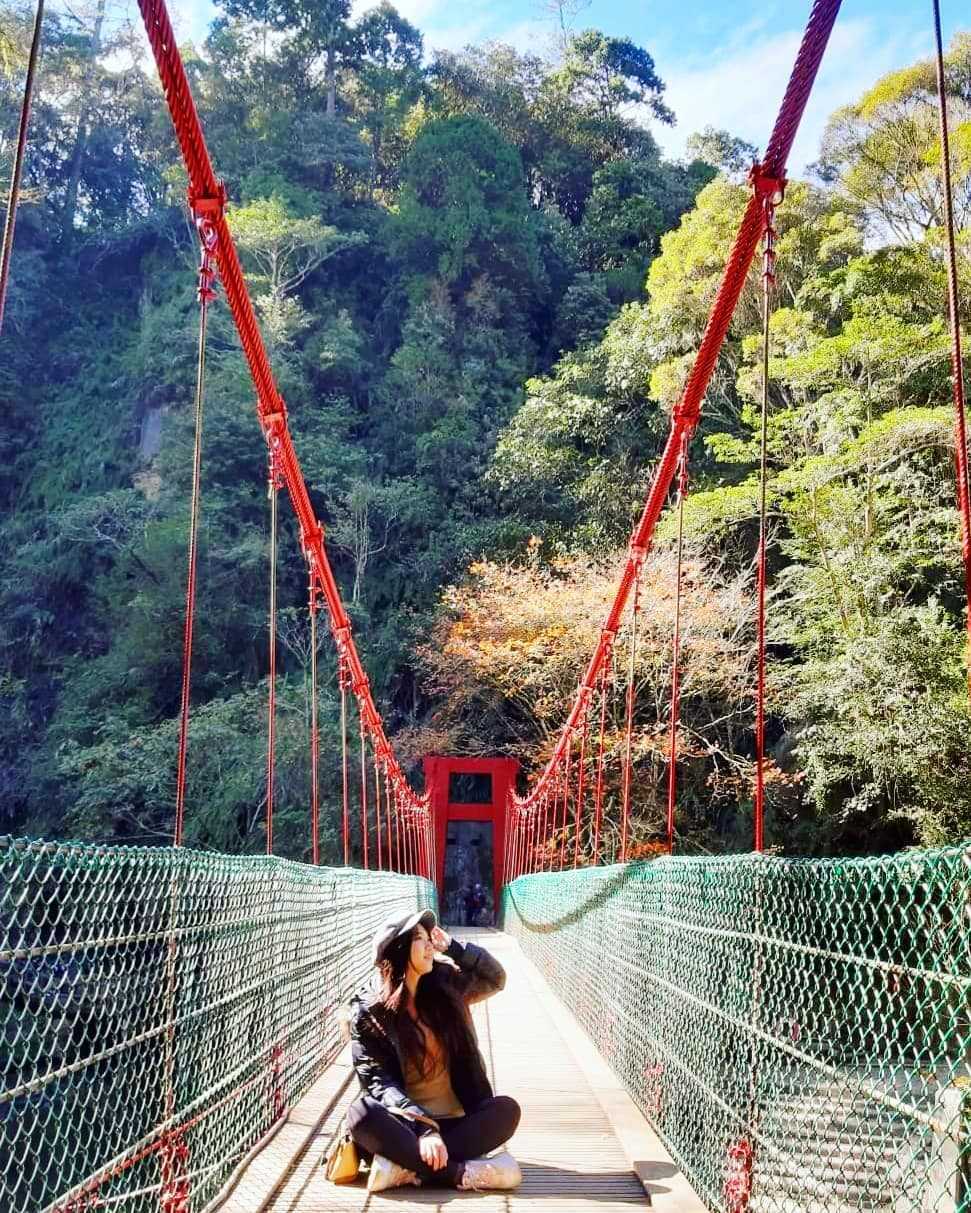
top-left (1, 836), bottom-right (436, 1212)
top-left (502, 849), bottom-right (970, 1213)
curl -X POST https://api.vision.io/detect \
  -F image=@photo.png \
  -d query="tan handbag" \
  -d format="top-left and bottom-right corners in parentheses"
top-left (324, 1123), bottom-right (360, 1184)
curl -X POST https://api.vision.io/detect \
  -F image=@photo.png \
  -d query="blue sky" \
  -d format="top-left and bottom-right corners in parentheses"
top-left (163, 0), bottom-right (964, 175)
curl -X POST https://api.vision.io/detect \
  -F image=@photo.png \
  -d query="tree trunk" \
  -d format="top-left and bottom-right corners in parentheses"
top-left (326, 44), bottom-right (336, 118)
top-left (62, 0), bottom-right (106, 246)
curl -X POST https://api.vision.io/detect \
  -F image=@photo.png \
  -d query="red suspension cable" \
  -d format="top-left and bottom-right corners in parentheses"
top-left (136, 0), bottom-right (430, 843)
top-left (540, 791), bottom-right (551, 871)
top-left (394, 789), bottom-right (402, 871)
top-left (574, 692), bottom-right (591, 868)
top-left (373, 750), bottom-right (383, 870)
top-left (932, 0), bottom-right (971, 696)
top-left (620, 569), bottom-right (641, 862)
top-left (173, 222), bottom-right (217, 846)
top-left (508, 0), bottom-right (844, 846)
top-left (384, 762), bottom-right (393, 874)
top-left (753, 177), bottom-right (783, 853)
top-left (592, 654), bottom-right (611, 866)
top-left (265, 452), bottom-right (283, 855)
top-left (309, 570), bottom-right (320, 865)
top-left (338, 651), bottom-right (350, 864)
top-left (666, 435), bottom-right (690, 853)
top-left (359, 718), bottom-right (369, 868)
top-left (559, 739), bottom-right (572, 869)
top-left (0, 0), bottom-right (44, 334)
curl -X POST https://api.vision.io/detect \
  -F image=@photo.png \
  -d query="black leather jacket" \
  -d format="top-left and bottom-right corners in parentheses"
top-left (349, 937), bottom-right (505, 1128)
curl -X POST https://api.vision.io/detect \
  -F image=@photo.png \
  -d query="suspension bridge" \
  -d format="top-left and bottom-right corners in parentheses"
top-left (1, 0), bottom-right (969, 1211)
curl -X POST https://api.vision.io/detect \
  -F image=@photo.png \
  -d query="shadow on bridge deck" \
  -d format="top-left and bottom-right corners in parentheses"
top-left (216, 930), bottom-right (704, 1212)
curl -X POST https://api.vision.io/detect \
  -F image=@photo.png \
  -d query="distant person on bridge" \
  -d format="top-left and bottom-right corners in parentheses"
top-left (345, 909), bottom-right (522, 1193)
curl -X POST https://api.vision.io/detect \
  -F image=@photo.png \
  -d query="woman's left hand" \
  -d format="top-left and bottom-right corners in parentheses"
top-left (430, 926), bottom-right (451, 953)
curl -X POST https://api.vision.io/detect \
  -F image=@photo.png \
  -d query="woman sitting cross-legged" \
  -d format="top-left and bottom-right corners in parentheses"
top-left (346, 909), bottom-right (522, 1193)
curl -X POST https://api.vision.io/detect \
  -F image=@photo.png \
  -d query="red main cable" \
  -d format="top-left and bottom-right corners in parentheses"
top-left (136, 0), bottom-right (431, 855)
top-left (512, 0), bottom-right (844, 834)
top-left (932, 0), bottom-right (971, 696)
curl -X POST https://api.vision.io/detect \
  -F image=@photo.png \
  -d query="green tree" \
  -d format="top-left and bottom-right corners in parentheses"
top-left (228, 193), bottom-right (367, 345)
top-left (819, 32), bottom-right (971, 239)
top-left (392, 115), bottom-right (541, 291)
top-left (685, 126), bottom-right (758, 178)
top-left (555, 31), bottom-right (673, 126)
top-left (347, 2), bottom-right (424, 197)
top-left (218, 0), bottom-right (354, 117)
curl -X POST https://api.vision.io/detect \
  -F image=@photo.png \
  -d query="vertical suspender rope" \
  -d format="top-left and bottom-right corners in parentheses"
top-left (541, 791), bottom-right (551, 871)
top-left (394, 788), bottom-right (402, 872)
top-left (546, 791), bottom-right (555, 871)
top-left (515, 809), bottom-right (524, 880)
top-left (592, 652), bottom-right (610, 866)
top-left (174, 223), bottom-right (217, 846)
top-left (0, 0), bottom-right (44, 335)
top-left (163, 214), bottom-right (216, 1213)
top-left (753, 176), bottom-right (783, 853)
top-left (559, 742), bottom-right (572, 870)
top-left (359, 718), bottom-right (369, 868)
top-left (573, 694), bottom-right (591, 868)
top-left (553, 768), bottom-right (564, 870)
top-left (339, 651), bottom-right (350, 865)
top-left (502, 801), bottom-right (508, 883)
top-left (620, 567), bottom-right (641, 862)
top-left (384, 765), bottom-right (393, 874)
top-left (309, 572), bottom-right (320, 864)
top-left (373, 750), bottom-right (383, 870)
top-left (932, 0), bottom-right (971, 695)
top-left (667, 435), bottom-right (690, 853)
top-left (265, 451), bottom-right (281, 855)
top-left (518, 810), bottom-right (524, 880)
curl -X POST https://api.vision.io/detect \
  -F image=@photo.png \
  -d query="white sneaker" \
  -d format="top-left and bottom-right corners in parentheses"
top-left (458, 1151), bottom-right (522, 1191)
top-left (366, 1154), bottom-right (420, 1193)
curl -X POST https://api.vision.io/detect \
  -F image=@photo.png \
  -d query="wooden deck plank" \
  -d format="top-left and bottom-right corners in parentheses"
top-left (217, 929), bottom-right (671, 1213)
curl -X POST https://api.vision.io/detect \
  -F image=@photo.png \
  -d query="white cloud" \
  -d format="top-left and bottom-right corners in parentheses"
top-left (653, 16), bottom-right (931, 175)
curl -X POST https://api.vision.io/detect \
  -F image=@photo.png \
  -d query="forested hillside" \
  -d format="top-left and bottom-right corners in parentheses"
top-left (0, 2), bottom-right (968, 860)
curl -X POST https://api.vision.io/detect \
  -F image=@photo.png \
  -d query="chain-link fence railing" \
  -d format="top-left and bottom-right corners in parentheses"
top-left (503, 848), bottom-right (970, 1213)
top-left (1, 835), bottom-right (435, 1213)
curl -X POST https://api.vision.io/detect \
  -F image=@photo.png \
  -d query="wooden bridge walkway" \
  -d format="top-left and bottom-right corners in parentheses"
top-left (217, 930), bottom-right (703, 1213)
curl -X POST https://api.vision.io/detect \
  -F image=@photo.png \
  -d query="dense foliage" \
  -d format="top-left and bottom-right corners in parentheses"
top-left (0, 2), bottom-right (967, 859)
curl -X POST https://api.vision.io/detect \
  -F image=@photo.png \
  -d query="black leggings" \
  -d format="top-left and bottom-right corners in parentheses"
top-left (345, 1094), bottom-right (521, 1187)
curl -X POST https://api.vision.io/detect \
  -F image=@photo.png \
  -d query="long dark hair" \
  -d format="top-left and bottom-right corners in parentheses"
top-left (375, 929), bottom-right (471, 1079)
